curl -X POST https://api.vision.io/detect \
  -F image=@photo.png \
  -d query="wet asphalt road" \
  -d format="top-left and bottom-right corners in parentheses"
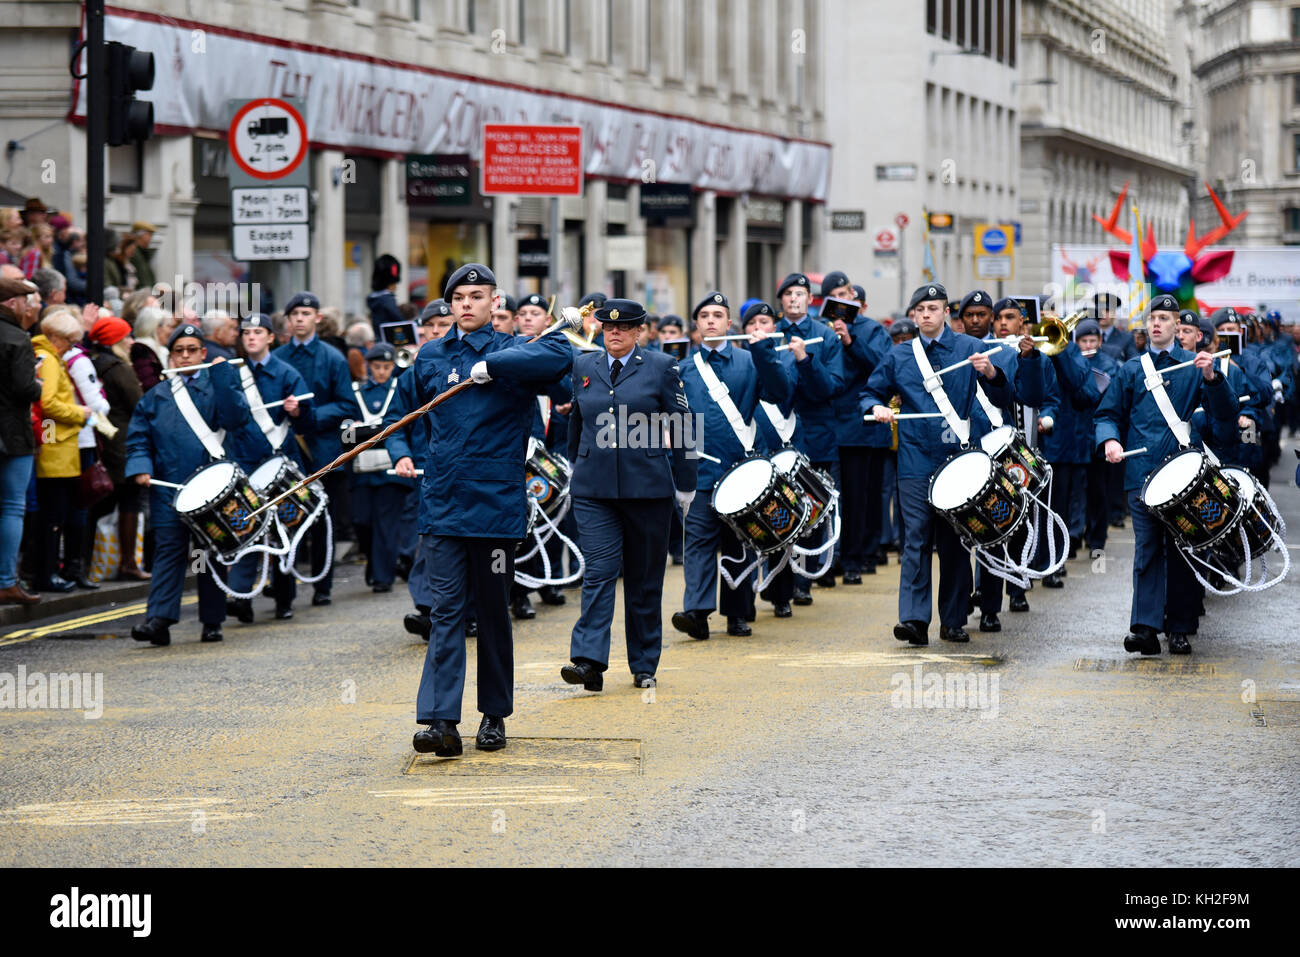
top-left (1, 450), bottom-right (1298, 867)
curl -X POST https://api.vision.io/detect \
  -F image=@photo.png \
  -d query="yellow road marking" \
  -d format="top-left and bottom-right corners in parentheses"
top-left (0, 596), bottom-right (197, 647)
top-left (0, 796), bottom-right (253, 826)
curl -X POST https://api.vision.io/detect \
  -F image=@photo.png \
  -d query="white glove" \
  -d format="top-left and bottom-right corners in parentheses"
top-left (676, 489), bottom-right (696, 519)
top-left (1272, 378), bottom-right (1284, 403)
top-left (470, 360), bottom-right (492, 384)
top-left (92, 416), bottom-right (119, 440)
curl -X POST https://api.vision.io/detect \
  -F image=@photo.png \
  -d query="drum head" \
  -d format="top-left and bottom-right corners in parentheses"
top-left (714, 458), bottom-right (775, 514)
top-left (175, 462), bottom-right (237, 512)
top-left (1143, 450), bottom-right (1203, 507)
top-left (249, 456), bottom-right (288, 491)
top-left (978, 426), bottom-right (1016, 456)
top-left (930, 452), bottom-right (992, 511)
top-left (770, 449), bottom-right (801, 473)
top-left (1223, 468), bottom-right (1256, 498)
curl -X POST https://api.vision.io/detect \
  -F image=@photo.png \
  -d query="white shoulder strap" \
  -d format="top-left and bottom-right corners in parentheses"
top-left (911, 336), bottom-right (971, 446)
top-left (240, 365), bottom-right (290, 451)
top-left (377, 378), bottom-right (398, 419)
top-left (759, 401), bottom-right (797, 444)
top-left (973, 383), bottom-right (1004, 429)
top-left (1139, 352), bottom-right (1192, 447)
top-left (693, 350), bottom-right (756, 453)
top-left (351, 381), bottom-right (372, 424)
top-left (170, 375), bottom-right (226, 459)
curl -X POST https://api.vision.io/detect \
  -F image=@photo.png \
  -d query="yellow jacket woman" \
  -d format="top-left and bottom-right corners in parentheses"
top-left (32, 312), bottom-right (89, 478)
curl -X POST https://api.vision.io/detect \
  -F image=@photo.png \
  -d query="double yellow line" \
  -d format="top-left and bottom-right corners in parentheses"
top-left (0, 596), bottom-right (197, 648)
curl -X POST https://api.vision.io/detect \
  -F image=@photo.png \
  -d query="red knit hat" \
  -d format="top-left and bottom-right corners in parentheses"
top-left (89, 315), bottom-right (132, 346)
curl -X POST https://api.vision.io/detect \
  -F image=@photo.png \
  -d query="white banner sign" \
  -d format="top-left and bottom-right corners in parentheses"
top-left (77, 10), bottom-right (831, 201)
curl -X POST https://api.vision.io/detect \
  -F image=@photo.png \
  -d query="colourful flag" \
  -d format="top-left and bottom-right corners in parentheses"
top-left (921, 208), bottom-right (935, 282)
top-left (1128, 202), bottom-right (1147, 317)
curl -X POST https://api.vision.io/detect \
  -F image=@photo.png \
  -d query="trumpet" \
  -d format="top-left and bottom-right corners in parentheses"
top-left (1027, 308), bottom-right (1087, 357)
top-left (395, 344), bottom-right (418, 368)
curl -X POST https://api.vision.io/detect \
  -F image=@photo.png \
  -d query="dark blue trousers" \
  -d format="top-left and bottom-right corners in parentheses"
top-left (146, 524), bottom-right (227, 626)
top-left (569, 496), bottom-right (672, 676)
top-left (1128, 488), bottom-right (1199, 635)
top-left (407, 533), bottom-right (434, 609)
top-left (351, 482), bottom-right (409, 587)
top-left (415, 535), bottom-right (515, 724)
top-left (1084, 460), bottom-right (1110, 550)
top-left (839, 446), bottom-right (884, 572)
top-left (898, 476), bottom-right (972, 628)
top-left (682, 493), bottom-right (752, 617)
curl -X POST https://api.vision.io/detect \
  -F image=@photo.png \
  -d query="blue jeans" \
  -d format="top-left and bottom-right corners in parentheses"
top-left (0, 455), bottom-right (34, 588)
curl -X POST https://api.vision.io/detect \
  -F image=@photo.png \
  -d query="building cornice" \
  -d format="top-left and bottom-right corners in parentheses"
top-left (1021, 124), bottom-right (1195, 180)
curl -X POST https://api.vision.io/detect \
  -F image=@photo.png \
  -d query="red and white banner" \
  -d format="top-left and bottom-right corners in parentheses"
top-left (73, 8), bottom-right (831, 201)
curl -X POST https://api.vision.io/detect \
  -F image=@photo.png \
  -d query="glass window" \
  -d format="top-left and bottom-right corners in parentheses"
top-left (1294, 132), bottom-right (1300, 170)
top-left (983, 0), bottom-right (993, 56)
top-left (956, 0), bottom-right (967, 47)
top-left (1286, 207), bottom-right (1300, 233)
top-left (942, 0), bottom-right (952, 40)
top-left (927, 0), bottom-right (938, 35)
top-left (1292, 7), bottom-right (1300, 40)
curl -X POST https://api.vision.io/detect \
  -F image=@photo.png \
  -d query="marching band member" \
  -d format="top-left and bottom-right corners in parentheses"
top-left (491, 293), bottom-right (518, 336)
top-left (1094, 294), bottom-right (1240, 656)
top-left (410, 264), bottom-right (572, 757)
top-left (880, 317), bottom-right (920, 558)
top-left (860, 283), bottom-right (1009, 646)
top-left (561, 299), bottom-right (696, 692)
top-left (776, 272), bottom-right (845, 603)
top-left (125, 323), bottom-right (251, 646)
top-left (1095, 293), bottom-right (1135, 529)
top-left (348, 343), bottom-right (411, 594)
top-left (1074, 320), bottom-right (1121, 559)
top-left (226, 313), bottom-right (315, 622)
top-left (418, 299), bottom-right (454, 344)
top-left (1183, 315), bottom-right (1263, 475)
top-left (279, 291), bottom-right (356, 607)
top-left (670, 291), bottom-right (788, 642)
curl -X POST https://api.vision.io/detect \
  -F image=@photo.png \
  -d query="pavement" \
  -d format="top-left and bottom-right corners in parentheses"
top-left (1, 452), bottom-right (1298, 867)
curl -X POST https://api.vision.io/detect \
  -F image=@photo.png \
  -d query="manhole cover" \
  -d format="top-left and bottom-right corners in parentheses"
top-left (1252, 700), bottom-right (1300, 728)
top-left (405, 737), bottom-right (642, 776)
top-left (1073, 658), bottom-right (1217, 675)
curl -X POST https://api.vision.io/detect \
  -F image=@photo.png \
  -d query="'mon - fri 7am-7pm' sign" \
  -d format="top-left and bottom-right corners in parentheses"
top-left (481, 124), bottom-right (583, 197)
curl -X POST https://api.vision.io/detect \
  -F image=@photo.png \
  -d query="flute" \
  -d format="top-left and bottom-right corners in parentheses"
top-left (1161, 349), bottom-right (1231, 374)
top-left (776, 337), bottom-right (824, 351)
top-left (160, 357), bottom-right (245, 376)
top-left (385, 468), bottom-right (425, 476)
top-left (250, 392), bottom-right (315, 412)
top-left (930, 345), bottom-right (1004, 378)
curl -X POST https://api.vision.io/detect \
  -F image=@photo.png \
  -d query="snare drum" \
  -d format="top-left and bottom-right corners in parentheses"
top-left (341, 420), bottom-right (392, 474)
top-left (769, 447), bottom-right (838, 532)
top-left (928, 449), bottom-right (1027, 548)
top-left (249, 455), bottom-right (326, 533)
top-left (173, 461), bottom-right (270, 562)
top-left (1140, 449), bottom-right (1244, 552)
top-left (979, 426), bottom-right (1050, 497)
top-left (1220, 468), bottom-right (1283, 562)
top-left (525, 436), bottom-right (572, 520)
top-left (712, 456), bottom-right (810, 554)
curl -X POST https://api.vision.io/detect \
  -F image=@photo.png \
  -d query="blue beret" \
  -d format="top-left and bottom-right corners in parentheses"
top-left (742, 301), bottom-right (776, 325)
top-left (1178, 309), bottom-right (1201, 327)
top-left (850, 284), bottom-right (866, 303)
top-left (284, 291), bottom-right (320, 314)
top-left (907, 283), bottom-right (947, 313)
top-left (693, 291), bottom-right (728, 319)
top-left (366, 343), bottom-right (396, 362)
top-left (958, 290), bottom-right (993, 315)
top-left (497, 294), bottom-right (518, 313)
top-left (890, 317), bottom-right (918, 337)
top-left (1074, 319), bottom-right (1101, 339)
top-left (992, 297), bottom-right (1019, 315)
top-left (658, 314), bottom-right (684, 331)
top-left (168, 323), bottom-right (204, 349)
top-left (240, 313), bottom-right (272, 331)
top-left (820, 271), bottom-right (851, 297)
top-left (1094, 292), bottom-right (1122, 312)
top-left (1148, 294), bottom-right (1180, 314)
top-left (519, 293), bottom-right (547, 310)
top-left (1211, 307), bottom-right (1239, 328)
top-left (419, 299), bottom-right (451, 322)
top-left (1197, 318), bottom-right (1215, 344)
top-left (595, 299), bottom-right (647, 324)
top-left (442, 263), bottom-right (496, 300)
top-left (579, 291), bottom-right (608, 310)
top-left (778, 273), bottom-right (810, 297)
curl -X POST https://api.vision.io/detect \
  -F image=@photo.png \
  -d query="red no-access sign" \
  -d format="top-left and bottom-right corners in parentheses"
top-left (481, 124), bottom-right (584, 197)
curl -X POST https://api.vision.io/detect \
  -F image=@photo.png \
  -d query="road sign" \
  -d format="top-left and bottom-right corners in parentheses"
top-left (974, 223), bottom-right (1015, 281)
top-left (227, 98), bottom-right (308, 184)
top-left (481, 124), bottom-right (583, 197)
top-left (874, 227), bottom-right (898, 257)
top-left (928, 211), bottom-right (954, 233)
top-left (830, 210), bottom-right (865, 231)
top-left (231, 187), bottom-right (308, 226)
top-left (895, 213), bottom-right (910, 229)
top-left (406, 154), bottom-right (473, 206)
top-left (233, 224), bottom-right (309, 261)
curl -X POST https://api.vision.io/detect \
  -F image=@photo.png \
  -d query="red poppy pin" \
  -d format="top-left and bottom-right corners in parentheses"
top-left (582, 376), bottom-right (590, 389)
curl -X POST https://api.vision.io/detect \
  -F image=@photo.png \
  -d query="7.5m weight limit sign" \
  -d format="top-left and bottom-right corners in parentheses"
top-left (481, 125), bottom-right (583, 196)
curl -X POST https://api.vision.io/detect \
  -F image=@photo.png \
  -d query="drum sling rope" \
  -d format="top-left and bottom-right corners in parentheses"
top-left (513, 498), bottom-right (586, 589)
top-left (717, 542), bottom-right (789, 594)
top-left (201, 481), bottom-right (333, 597)
top-left (1179, 487), bottom-right (1289, 596)
top-left (790, 505), bottom-right (842, 579)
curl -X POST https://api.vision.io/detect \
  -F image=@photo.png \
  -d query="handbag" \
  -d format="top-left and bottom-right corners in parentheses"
top-left (78, 437), bottom-right (114, 508)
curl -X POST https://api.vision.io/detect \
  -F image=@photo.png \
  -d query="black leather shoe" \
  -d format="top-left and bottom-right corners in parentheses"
top-left (476, 715), bottom-right (507, 751)
top-left (372, 582), bottom-right (393, 594)
top-left (864, 564), bottom-right (878, 575)
top-left (633, 673), bottom-right (656, 689)
top-left (274, 605), bottom-right (294, 621)
top-left (1167, 633), bottom-right (1192, 655)
top-left (201, 624), bottom-right (223, 643)
top-left (538, 585), bottom-right (566, 606)
top-left (38, 575), bottom-right (76, 594)
top-left (312, 592), bottom-right (332, 606)
top-left (413, 720), bottom-right (462, 757)
top-left (404, 612), bottom-right (431, 640)
top-left (843, 570), bottom-right (863, 585)
top-left (232, 598), bottom-right (254, 623)
top-left (131, 617), bottom-right (171, 646)
top-left (792, 589), bottom-right (813, 606)
top-left (1110, 517), bottom-right (1126, 529)
top-left (726, 616), bottom-right (752, 637)
top-left (1042, 572), bottom-right (1064, 589)
top-left (72, 574), bottom-right (100, 591)
top-left (670, 553), bottom-right (684, 566)
top-left (1009, 595), bottom-right (1030, 612)
top-left (510, 595), bottom-right (536, 620)
top-left (940, 625), bottom-right (970, 643)
top-left (671, 610), bottom-right (710, 641)
top-left (979, 613), bottom-right (1001, 633)
top-left (561, 661), bottom-right (603, 691)
top-left (394, 554), bottom-right (413, 582)
top-left (745, 607), bottom-right (756, 623)
top-left (1123, 627), bottom-right (1161, 656)
top-left (773, 602), bottom-right (792, 618)
top-left (893, 620), bottom-right (928, 646)
top-left (465, 618), bottom-right (478, 638)
top-left (816, 575), bottom-right (836, 588)
top-left (872, 549), bottom-right (889, 567)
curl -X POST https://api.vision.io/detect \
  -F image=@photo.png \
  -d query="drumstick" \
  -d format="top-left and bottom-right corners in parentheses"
top-left (385, 468), bottom-right (425, 476)
top-left (145, 479), bottom-right (186, 490)
top-left (930, 345), bottom-right (1005, 378)
top-left (700, 332), bottom-right (780, 342)
top-left (251, 392), bottom-right (315, 411)
top-left (160, 358), bottom-right (246, 376)
top-left (1159, 349), bottom-right (1231, 374)
top-left (690, 450), bottom-right (723, 464)
top-left (889, 412), bottom-right (946, 421)
top-left (246, 307), bottom-right (590, 521)
top-left (1119, 447), bottom-right (1148, 460)
top-left (776, 337), bottom-right (824, 351)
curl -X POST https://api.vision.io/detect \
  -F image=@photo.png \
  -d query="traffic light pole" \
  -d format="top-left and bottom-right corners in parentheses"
top-left (86, 0), bottom-right (106, 305)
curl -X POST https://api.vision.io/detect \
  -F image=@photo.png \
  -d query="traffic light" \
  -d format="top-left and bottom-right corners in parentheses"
top-left (106, 41), bottom-right (154, 146)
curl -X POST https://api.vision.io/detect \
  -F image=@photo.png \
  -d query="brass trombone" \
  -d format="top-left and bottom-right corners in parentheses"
top-left (1027, 308), bottom-right (1088, 357)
